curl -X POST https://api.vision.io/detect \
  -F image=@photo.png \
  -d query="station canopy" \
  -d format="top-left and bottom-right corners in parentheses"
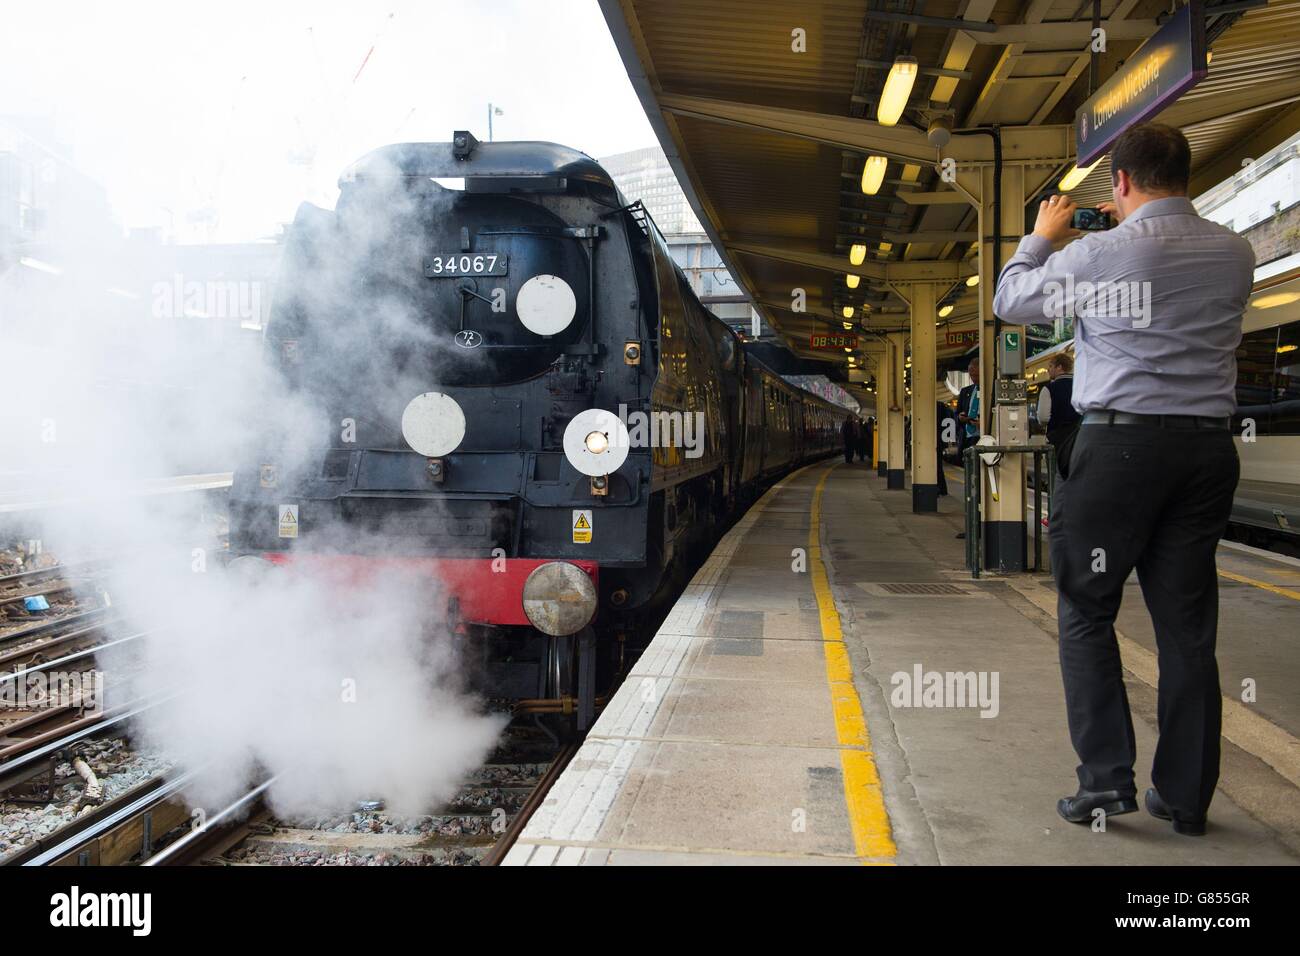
top-left (600, 0), bottom-right (1300, 389)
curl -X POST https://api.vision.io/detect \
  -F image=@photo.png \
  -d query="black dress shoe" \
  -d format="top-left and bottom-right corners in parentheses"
top-left (1145, 788), bottom-right (1207, 836)
top-left (1056, 789), bottom-right (1138, 825)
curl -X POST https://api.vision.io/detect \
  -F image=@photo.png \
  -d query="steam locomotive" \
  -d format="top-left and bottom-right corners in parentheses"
top-left (228, 133), bottom-right (843, 730)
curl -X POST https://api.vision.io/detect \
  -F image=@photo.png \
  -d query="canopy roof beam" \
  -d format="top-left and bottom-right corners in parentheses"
top-left (658, 93), bottom-right (1073, 169)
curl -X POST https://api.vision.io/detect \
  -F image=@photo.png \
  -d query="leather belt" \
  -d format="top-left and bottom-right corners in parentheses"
top-left (1081, 410), bottom-right (1231, 430)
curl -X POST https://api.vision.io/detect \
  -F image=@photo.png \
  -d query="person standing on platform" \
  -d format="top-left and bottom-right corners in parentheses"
top-left (1037, 353), bottom-right (1081, 457)
top-left (954, 363), bottom-right (980, 539)
top-left (993, 123), bottom-right (1254, 836)
top-left (936, 401), bottom-right (952, 497)
top-left (956, 358), bottom-right (980, 455)
top-left (856, 417), bottom-right (870, 462)
top-left (963, 379), bottom-right (980, 448)
top-left (840, 414), bottom-right (858, 465)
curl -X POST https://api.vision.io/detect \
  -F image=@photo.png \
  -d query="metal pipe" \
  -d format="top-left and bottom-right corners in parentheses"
top-left (1090, 0), bottom-right (1101, 93)
top-left (862, 10), bottom-right (999, 32)
top-left (1034, 452), bottom-right (1043, 572)
top-left (948, 127), bottom-right (1003, 378)
top-left (73, 754), bottom-right (103, 813)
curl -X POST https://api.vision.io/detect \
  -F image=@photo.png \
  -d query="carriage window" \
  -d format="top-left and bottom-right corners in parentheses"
top-left (1234, 326), bottom-right (1278, 432)
top-left (1272, 324), bottom-right (1300, 436)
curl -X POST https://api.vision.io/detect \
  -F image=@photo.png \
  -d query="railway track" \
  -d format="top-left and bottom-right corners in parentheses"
top-left (0, 699), bottom-right (168, 829)
top-left (2, 721), bottom-right (577, 867)
top-left (0, 555), bottom-right (115, 673)
top-left (0, 609), bottom-right (118, 674)
top-left (0, 539), bottom-right (224, 659)
top-left (0, 558), bottom-right (107, 605)
top-left (0, 630), bottom-right (149, 756)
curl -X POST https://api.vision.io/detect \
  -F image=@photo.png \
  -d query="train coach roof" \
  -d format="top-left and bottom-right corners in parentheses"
top-left (743, 344), bottom-right (853, 415)
top-left (339, 139), bottom-right (615, 191)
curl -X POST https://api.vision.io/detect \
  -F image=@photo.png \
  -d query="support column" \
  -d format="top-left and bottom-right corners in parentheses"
top-left (886, 331), bottom-right (906, 490)
top-left (976, 162), bottom-right (1028, 571)
top-left (874, 344), bottom-right (890, 477)
top-left (908, 283), bottom-right (938, 512)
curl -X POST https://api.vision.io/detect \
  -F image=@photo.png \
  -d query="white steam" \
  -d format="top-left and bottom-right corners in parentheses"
top-left (1, 154), bottom-right (508, 820)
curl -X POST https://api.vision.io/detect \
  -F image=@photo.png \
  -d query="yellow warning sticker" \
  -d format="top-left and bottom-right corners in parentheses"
top-left (278, 504), bottom-right (299, 539)
top-left (572, 509), bottom-right (592, 544)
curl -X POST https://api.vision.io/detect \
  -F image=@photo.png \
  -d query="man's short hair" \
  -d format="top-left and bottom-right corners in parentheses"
top-left (967, 358), bottom-right (979, 371)
top-left (1110, 123), bottom-right (1191, 194)
top-left (1051, 354), bottom-right (1074, 374)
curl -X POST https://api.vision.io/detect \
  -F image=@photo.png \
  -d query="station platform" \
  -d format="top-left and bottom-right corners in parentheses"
top-left (505, 461), bottom-right (1300, 866)
top-left (0, 472), bottom-right (232, 516)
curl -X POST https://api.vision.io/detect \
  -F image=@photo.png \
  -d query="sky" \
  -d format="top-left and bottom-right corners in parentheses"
top-left (0, 0), bottom-right (657, 242)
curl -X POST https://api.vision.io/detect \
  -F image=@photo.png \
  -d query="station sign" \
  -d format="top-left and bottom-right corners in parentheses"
top-left (944, 330), bottom-right (978, 348)
top-left (811, 332), bottom-right (860, 350)
top-left (1074, 0), bottom-right (1208, 168)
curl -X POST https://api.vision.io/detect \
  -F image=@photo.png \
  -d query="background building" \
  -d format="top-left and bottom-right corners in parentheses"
top-left (0, 115), bottom-right (117, 264)
top-left (1196, 130), bottom-right (1300, 267)
top-left (601, 145), bottom-right (853, 406)
top-left (599, 145), bottom-right (702, 234)
top-left (601, 145), bottom-right (766, 335)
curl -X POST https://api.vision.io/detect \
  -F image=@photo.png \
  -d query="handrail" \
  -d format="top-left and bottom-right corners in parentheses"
top-left (962, 444), bottom-right (1056, 579)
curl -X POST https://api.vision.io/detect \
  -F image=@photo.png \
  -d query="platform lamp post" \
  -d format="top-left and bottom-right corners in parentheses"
top-left (488, 103), bottom-right (504, 141)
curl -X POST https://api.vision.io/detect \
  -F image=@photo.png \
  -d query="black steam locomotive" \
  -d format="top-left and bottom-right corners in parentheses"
top-left (228, 133), bottom-right (842, 729)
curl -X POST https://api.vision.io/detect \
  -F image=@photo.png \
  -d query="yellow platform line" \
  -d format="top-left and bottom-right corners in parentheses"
top-left (808, 464), bottom-right (897, 863)
top-left (1217, 568), bottom-right (1300, 602)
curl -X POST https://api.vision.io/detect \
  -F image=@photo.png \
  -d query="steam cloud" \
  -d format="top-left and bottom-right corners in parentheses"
top-left (1, 154), bottom-right (507, 820)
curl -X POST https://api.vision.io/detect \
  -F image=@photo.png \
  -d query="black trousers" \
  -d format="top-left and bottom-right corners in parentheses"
top-left (1049, 422), bottom-right (1238, 817)
top-left (936, 449), bottom-right (948, 496)
top-left (844, 440), bottom-right (855, 464)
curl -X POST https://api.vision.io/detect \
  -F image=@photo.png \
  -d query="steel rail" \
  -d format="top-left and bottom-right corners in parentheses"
top-left (482, 743), bottom-right (578, 866)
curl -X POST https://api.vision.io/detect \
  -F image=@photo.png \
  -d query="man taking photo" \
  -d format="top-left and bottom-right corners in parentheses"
top-left (993, 123), bottom-right (1255, 836)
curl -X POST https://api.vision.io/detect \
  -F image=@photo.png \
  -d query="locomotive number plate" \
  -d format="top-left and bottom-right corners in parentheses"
top-left (424, 253), bottom-right (508, 277)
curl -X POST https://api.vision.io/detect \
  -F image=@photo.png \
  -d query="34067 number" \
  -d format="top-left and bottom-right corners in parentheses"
top-left (424, 253), bottom-right (508, 277)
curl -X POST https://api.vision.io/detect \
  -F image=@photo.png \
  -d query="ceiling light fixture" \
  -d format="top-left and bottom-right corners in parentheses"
top-left (1256, 291), bottom-right (1300, 309)
top-left (861, 155), bottom-right (888, 194)
top-left (1059, 157), bottom-right (1102, 192)
top-left (878, 56), bottom-right (918, 127)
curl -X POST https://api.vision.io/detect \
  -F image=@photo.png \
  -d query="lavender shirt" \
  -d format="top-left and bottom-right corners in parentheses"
top-left (993, 197), bottom-right (1255, 417)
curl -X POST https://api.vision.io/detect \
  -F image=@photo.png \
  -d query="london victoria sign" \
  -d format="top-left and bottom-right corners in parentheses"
top-left (1074, 0), bottom-right (1208, 169)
